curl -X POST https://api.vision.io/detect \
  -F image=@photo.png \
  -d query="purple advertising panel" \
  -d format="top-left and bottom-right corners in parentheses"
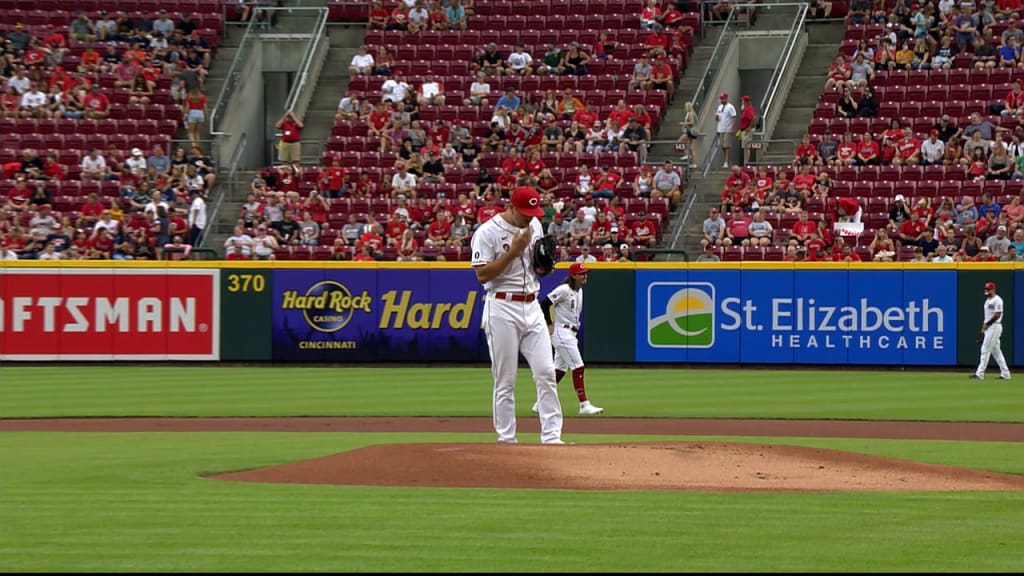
top-left (377, 269), bottom-right (487, 362)
top-left (271, 267), bottom-right (576, 362)
top-left (272, 269), bottom-right (380, 361)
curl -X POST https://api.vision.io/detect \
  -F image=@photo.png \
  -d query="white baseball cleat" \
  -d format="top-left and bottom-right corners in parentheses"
top-left (531, 402), bottom-right (539, 413)
top-left (999, 375), bottom-right (1012, 380)
top-left (579, 401), bottom-right (603, 415)
top-left (542, 439), bottom-right (566, 445)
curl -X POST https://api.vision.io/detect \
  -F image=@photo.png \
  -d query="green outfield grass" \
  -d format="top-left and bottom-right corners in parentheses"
top-left (2, 366), bottom-right (1023, 572)
top-left (1, 432), bottom-right (1023, 573)
top-left (1, 366), bottom-right (1023, 421)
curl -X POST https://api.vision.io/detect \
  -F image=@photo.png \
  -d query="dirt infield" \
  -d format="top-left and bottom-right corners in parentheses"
top-left (6, 417), bottom-right (1023, 492)
top-left (210, 442), bottom-right (1024, 492)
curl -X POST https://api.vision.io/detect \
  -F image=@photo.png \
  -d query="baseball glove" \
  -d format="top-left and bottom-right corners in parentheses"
top-left (532, 234), bottom-right (557, 277)
top-left (976, 331), bottom-right (985, 344)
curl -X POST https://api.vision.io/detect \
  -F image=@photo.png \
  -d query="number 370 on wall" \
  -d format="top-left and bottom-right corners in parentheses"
top-left (226, 273), bottom-right (266, 293)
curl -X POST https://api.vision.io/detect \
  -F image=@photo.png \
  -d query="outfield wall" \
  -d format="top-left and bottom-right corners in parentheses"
top-left (1, 261), bottom-right (1021, 367)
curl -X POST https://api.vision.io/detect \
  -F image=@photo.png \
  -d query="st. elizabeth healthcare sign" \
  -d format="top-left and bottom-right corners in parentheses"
top-left (636, 268), bottom-right (956, 365)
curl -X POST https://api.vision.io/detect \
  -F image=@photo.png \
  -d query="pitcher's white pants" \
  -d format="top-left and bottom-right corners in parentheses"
top-left (976, 323), bottom-right (1011, 379)
top-left (482, 297), bottom-right (563, 443)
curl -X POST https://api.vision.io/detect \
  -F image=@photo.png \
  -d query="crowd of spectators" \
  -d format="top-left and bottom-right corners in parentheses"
top-left (249, 0), bottom-right (698, 261)
top-left (0, 5), bottom-right (222, 260)
top-left (699, 0), bottom-right (1024, 262)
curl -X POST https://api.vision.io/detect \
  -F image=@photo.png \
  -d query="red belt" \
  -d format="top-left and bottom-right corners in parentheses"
top-left (493, 292), bottom-right (536, 302)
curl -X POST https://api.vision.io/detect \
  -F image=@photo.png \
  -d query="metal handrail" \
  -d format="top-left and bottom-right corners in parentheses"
top-left (691, 7), bottom-right (736, 124)
top-left (755, 3), bottom-right (808, 140)
top-left (668, 188), bottom-right (698, 258)
top-left (200, 132), bottom-right (247, 248)
top-left (283, 7), bottom-right (330, 117)
top-left (210, 8), bottom-right (263, 136)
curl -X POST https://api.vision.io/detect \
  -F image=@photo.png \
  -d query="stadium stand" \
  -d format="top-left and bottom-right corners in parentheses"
top-left (237, 0), bottom-right (701, 262)
top-left (0, 1), bottom-right (233, 260)
top-left (701, 5), bottom-right (1024, 263)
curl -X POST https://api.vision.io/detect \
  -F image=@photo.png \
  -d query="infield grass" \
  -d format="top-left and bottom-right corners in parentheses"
top-left (2, 366), bottom-right (1023, 572)
top-left (2, 366), bottom-right (1023, 421)
top-left (1, 432), bottom-right (1023, 573)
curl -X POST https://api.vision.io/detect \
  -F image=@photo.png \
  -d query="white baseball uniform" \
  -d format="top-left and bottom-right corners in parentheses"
top-left (547, 283), bottom-right (584, 372)
top-left (471, 215), bottom-right (563, 444)
top-left (976, 293), bottom-right (1011, 379)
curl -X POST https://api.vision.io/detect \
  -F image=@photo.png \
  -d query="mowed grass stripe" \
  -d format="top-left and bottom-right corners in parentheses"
top-left (2, 367), bottom-right (1023, 421)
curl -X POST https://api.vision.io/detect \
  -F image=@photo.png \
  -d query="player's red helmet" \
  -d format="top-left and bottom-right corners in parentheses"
top-left (984, 281), bottom-right (996, 291)
top-left (569, 262), bottom-right (588, 276)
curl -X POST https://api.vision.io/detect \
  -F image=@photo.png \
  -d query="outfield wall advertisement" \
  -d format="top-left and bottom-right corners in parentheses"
top-left (634, 269), bottom-right (957, 365)
top-left (0, 263), bottom-right (1018, 366)
top-left (0, 268), bottom-right (220, 360)
top-left (268, 268), bottom-right (567, 362)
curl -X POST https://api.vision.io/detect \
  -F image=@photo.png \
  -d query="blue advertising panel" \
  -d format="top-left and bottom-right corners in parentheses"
top-left (792, 270), bottom-right (850, 365)
top-left (740, 269), bottom-right (793, 364)
top-left (847, 270), bottom-right (902, 365)
top-left (636, 269), bottom-right (958, 365)
top-left (902, 271), bottom-right (957, 366)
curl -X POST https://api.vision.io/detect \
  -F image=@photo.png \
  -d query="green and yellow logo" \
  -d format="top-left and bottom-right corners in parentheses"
top-left (647, 283), bottom-right (715, 348)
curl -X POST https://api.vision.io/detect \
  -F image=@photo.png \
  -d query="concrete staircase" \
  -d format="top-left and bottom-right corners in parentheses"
top-left (206, 170), bottom-right (261, 252)
top-left (301, 26), bottom-right (369, 156)
top-left (647, 25), bottom-right (724, 166)
top-left (666, 21), bottom-right (845, 258)
top-left (760, 22), bottom-right (845, 164)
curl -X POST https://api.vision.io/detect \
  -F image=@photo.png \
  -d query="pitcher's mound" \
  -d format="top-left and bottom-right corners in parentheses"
top-left (210, 442), bottom-right (1024, 492)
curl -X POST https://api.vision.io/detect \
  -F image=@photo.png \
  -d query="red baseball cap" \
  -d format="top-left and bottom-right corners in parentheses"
top-left (510, 186), bottom-right (544, 218)
top-left (569, 262), bottom-right (588, 275)
top-left (720, 92), bottom-right (729, 99)
top-left (985, 281), bottom-right (997, 290)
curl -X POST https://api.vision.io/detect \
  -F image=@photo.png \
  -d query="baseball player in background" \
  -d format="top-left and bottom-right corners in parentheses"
top-left (972, 281), bottom-right (1012, 380)
top-left (471, 186), bottom-right (564, 445)
top-left (535, 262), bottom-right (604, 415)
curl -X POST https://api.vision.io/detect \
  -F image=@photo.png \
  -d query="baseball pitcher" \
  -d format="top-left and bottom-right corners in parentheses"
top-left (471, 186), bottom-right (564, 445)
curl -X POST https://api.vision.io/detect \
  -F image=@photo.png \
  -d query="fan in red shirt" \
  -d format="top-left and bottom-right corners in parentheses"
top-left (1005, 80), bottom-right (1024, 115)
top-left (894, 129), bottom-right (922, 166)
top-left (500, 150), bottom-right (527, 174)
top-left (629, 212), bottom-right (659, 247)
top-left (427, 212), bottom-right (452, 244)
top-left (792, 166), bottom-right (817, 198)
top-left (835, 196), bottom-right (862, 224)
top-left (791, 211), bottom-right (817, 244)
top-left (476, 195), bottom-right (503, 225)
top-left (855, 133), bottom-right (880, 165)
top-left (571, 106), bottom-right (599, 129)
top-left (835, 134), bottom-right (857, 166)
top-left (384, 213), bottom-right (408, 245)
top-left (793, 135), bottom-right (820, 166)
top-left (753, 167), bottom-right (773, 197)
top-left (607, 102), bottom-right (633, 128)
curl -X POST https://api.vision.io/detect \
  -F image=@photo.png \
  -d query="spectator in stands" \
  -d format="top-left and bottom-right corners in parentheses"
top-left (702, 208), bottom-right (725, 247)
top-left (561, 42), bottom-right (592, 76)
top-left (836, 88), bottom-right (858, 120)
top-left (793, 134), bottom-right (821, 166)
top-left (919, 130), bottom-right (946, 165)
top-left (505, 44), bottom-right (534, 76)
top-left (460, 71), bottom-right (490, 108)
top-left (80, 148), bottom-right (108, 181)
top-left (181, 86), bottom-right (207, 144)
top-left (628, 55), bottom-right (653, 92)
top-left (494, 87), bottom-right (521, 112)
top-left (846, 0), bottom-right (871, 24)
top-left (274, 110), bottom-right (304, 164)
top-left (349, 45), bottom-right (374, 76)
top-left (894, 128), bottom-right (922, 166)
top-left (714, 93), bottom-right (737, 168)
top-left (619, 117), bottom-right (650, 165)
top-left (649, 56), bottom-right (675, 103)
top-left (652, 161), bottom-right (683, 206)
top-left (824, 56), bottom-right (852, 91)
top-left (988, 143), bottom-right (1015, 179)
top-left (933, 35), bottom-right (957, 69)
top-left (417, 74), bottom-right (446, 106)
top-left (368, 46), bottom-right (393, 76)
top-left (630, 211), bottom-right (659, 248)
